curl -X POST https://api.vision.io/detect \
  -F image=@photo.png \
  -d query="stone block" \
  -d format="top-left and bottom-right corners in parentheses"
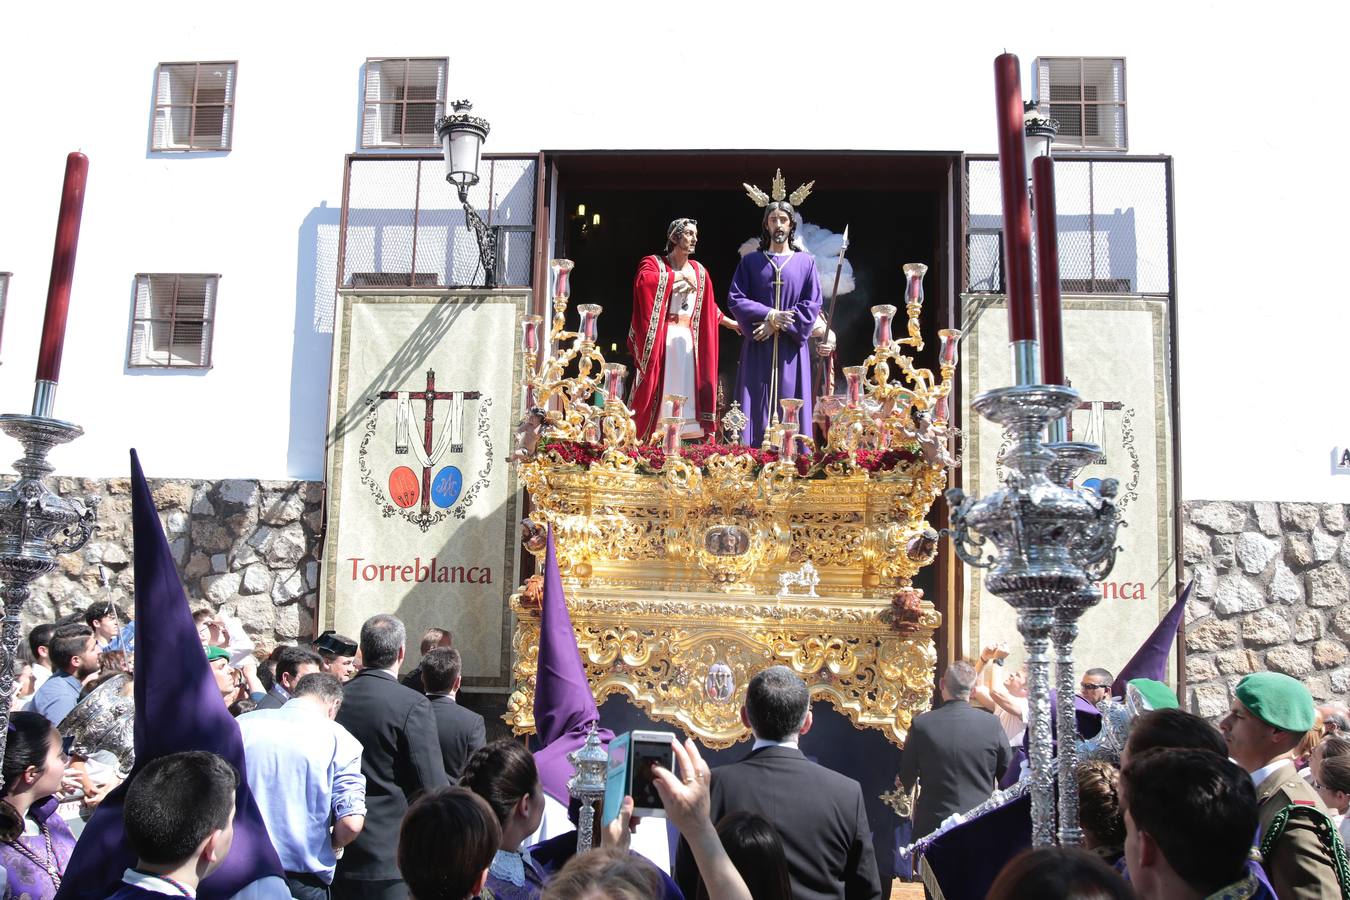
top-left (1183, 523), bottom-right (1211, 564)
top-left (1191, 502), bottom-right (1250, 534)
top-left (191, 521), bottom-right (233, 553)
top-left (1324, 504), bottom-right (1348, 535)
top-left (57, 553), bottom-right (83, 577)
top-left (1187, 656), bottom-right (1219, 683)
top-left (1192, 682), bottom-right (1230, 719)
top-left (233, 594), bottom-right (277, 635)
top-left (164, 510), bottom-right (189, 535)
top-left (106, 478), bottom-right (130, 495)
top-left (1187, 618), bottom-right (1239, 653)
top-left (1333, 607), bottom-right (1350, 640)
top-left (1294, 611), bottom-right (1323, 643)
top-left (185, 553), bottom-right (211, 579)
top-left (1306, 676), bottom-right (1332, 701)
top-left (1211, 536), bottom-right (1235, 570)
top-left (1214, 576), bottom-right (1265, 615)
top-left (211, 553), bottom-right (228, 574)
top-left (262, 524), bottom-right (307, 568)
top-left (1241, 610), bottom-right (1292, 646)
top-left (1331, 668), bottom-right (1350, 694)
top-left (170, 538), bottom-right (189, 566)
top-left (202, 572), bottom-right (242, 606)
top-left (305, 561), bottom-right (319, 589)
top-left (1281, 503), bottom-right (1321, 532)
top-left (1265, 645), bottom-right (1314, 678)
top-left (218, 480), bottom-right (260, 510)
top-left (1193, 564), bottom-right (1218, 599)
top-left (271, 568), bottom-right (305, 604)
top-left (1313, 530), bottom-right (1341, 563)
top-left (260, 492), bottom-right (305, 526)
top-left (240, 564), bottom-right (273, 595)
top-left (1306, 564), bottom-right (1350, 608)
top-left (1254, 502), bottom-right (1281, 536)
top-left (1186, 598), bottom-right (1212, 624)
top-left (1312, 640), bottom-right (1349, 670)
top-left (1286, 535), bottom-right (1315, 569)
top-left (232, 543), bottom-right (261, 568)
top-left (303, 510), bottom-right (324, 534)
top-left (1214, 649), bottom-right (1260, 676)
top-left (1270, 562), bottom-right (1305, 605)
top-left (301, 482), bottom-right (323, 505)
top-left (191, 491), bottom-right (216, 517)
top-left (151, 482), bottom-right (195, 511)
top-left (1235, 532), bottom-right (1278, 575)
top-left (247, 526), bottom-right (272, 550)
top-left (274, 602), bottom-right (302, 641)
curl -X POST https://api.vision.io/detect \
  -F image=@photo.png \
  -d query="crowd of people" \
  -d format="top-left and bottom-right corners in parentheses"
top-left (6, 597), bottom-right (1350, 900)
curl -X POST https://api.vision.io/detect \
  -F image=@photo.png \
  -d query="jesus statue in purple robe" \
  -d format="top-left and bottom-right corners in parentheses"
top-left (728, 201), bottom-right (823, 446)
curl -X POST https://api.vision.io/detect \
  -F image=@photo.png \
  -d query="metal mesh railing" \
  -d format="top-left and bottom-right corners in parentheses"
top-left (965, 156), bottom-right (1171, 296)
top-left (339, 154), bottom-right (537, 291)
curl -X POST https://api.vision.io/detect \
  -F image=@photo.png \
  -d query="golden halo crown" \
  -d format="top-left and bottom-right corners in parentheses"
top-left (743, 168), bottom-right (815, 208)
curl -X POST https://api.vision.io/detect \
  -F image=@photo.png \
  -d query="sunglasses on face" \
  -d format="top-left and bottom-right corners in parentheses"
top-left (1081, 682), bottom-right (1109, 691)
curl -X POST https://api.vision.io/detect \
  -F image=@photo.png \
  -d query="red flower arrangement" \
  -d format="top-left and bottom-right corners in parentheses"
top-left (537, 440), bottom-right (922, 477)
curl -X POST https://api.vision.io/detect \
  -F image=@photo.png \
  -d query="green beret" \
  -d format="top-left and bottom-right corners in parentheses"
top-left (1127, 678), bottom-right (1179, 711)
top-left (1235, 672), bottom-right (1315, 733)
top-left (205, 645), bottom-right (231, 663)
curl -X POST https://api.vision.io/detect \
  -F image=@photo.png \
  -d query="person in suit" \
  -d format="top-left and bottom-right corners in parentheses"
top-left (898, 659), bottom-right (1010, 840)
top-left (334, 614), bottom-right (450, 900)
top-left (254, 645), bottom-right (322, 710)
top-left (1220, 672), bottom-right (1344, 900)
top-left (419, 647), bottom-right (485, 779)
top-left (675, 665), bottom-right (882, 900)
top-left (400, 626), bottom-right (454, 691)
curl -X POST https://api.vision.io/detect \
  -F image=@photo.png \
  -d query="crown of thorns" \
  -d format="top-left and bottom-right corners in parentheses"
top-left (743, 168), bottom-right (814, 208)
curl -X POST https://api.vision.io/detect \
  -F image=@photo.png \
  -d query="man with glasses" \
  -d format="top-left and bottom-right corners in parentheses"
top-left (1079, 668), bottom-right (1115, 705)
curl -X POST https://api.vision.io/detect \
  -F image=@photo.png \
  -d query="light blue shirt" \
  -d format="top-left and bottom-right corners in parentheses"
top-left (238, 699), bottom-right (366, 882)
top-left (32, 672), bottom-right (82, 726)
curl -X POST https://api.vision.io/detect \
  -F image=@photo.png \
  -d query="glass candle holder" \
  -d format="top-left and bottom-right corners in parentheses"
top-left (521, 314), bottom-right (543, 354)
top-left (660, 417), bottom-right (683, 455)
top-left (780, 423), bottom-right (800, 462)
top-left (551, 259), bottom-right (574, 302)
top-left (938, 328), bottom-right (962, 369)
top-left (871, 305), bottom-right (896, 348)
top-left (903, 263), bottom-right (927, 305)
top-left (933, 395), bottom-right (951, 425)
top-left (779, 397), bottom-right (804, 430)
top-left (602, 363), bottom-right (627, 403)
top-left (662, 394), bottom-right (688, 421)
top-left (576, 304), bottom-right (602, 344)
top-left (843, 367), bottom-right (865, 407)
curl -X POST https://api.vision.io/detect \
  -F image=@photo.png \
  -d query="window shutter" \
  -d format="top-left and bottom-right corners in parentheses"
top-left (362, 61), bottom-right (384, 147)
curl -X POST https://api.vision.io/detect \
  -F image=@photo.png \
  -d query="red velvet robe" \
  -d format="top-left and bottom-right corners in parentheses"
top-left (626, 255), bottom-right (723, 441)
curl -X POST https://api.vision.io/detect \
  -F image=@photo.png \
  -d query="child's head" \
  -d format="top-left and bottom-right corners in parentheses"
top-left (124, 751), bottom-right (238, 877)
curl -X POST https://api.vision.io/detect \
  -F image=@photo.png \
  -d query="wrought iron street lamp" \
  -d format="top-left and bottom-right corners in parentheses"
top-left (1023, 100), bottom-right (1060, 183)
top-left (436, 100), bottom-right (497, 288)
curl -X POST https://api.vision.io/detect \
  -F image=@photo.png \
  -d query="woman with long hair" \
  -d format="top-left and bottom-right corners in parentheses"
top-left (461, 740), bottom-right (548, 900)
top-left (0, 711), bottom-right (78, 900)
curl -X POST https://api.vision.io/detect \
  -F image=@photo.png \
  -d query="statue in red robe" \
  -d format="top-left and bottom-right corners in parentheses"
top-left (627, 218), bottom-right (739, 441)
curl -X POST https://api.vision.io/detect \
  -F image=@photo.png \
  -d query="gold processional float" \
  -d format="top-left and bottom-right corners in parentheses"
top-left (506, 259), bottom-right (961, 748)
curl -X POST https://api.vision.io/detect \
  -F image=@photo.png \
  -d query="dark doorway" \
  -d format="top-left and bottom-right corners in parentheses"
top-left (544, 150), bottom-right (965, 666)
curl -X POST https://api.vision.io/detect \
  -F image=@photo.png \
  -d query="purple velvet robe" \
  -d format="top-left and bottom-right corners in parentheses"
top-left (728, 251), bottom-right (823, 446)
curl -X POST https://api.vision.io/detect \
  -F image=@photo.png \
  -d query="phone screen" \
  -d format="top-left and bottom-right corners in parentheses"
top-left (630, 740), bottom-right (674, 811)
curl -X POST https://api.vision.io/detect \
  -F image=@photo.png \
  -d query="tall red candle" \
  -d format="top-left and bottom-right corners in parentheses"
top-left (1033, 155), bottom-right (1064, 386)
top-left (35, 152), bottom-right (89, 387)
top-left (993, 54), bottom-right (1036, 346)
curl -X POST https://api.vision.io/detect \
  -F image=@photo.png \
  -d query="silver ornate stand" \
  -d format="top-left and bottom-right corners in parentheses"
top-left (946, 387), bottom-right (1120, 847)
top-left (0, 413), bottom-right (97, 769)
top-left (568, 723), bottom-right (609, 853)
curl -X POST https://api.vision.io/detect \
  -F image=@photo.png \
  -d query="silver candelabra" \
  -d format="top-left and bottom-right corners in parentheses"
top-left (946, 386), bottom-right (1120, 847)
top-left (0, 413), bottom-right (97, 769)
top-left (568, 723), bottom-right (609, 853)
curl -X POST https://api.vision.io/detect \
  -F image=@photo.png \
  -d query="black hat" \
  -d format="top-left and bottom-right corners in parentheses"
top-left (313, 630), bottom-right (357, 657)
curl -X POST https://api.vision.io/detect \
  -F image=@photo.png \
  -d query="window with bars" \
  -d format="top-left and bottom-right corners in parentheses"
top-left (361, 58), bottom-right (447, 149)
top-left (128, 274), bottom-right (218, 368)
top-left (1033, 57), bottom-right (1127, 151)
top-left (152, 62), bottom-right (237, 151)
top-left (0, 272), bottom-right (10, 356)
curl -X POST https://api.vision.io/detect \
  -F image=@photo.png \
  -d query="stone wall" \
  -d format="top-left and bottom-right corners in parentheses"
top-left (26, 477), bottom-right (325, 651)
top-left (1183, 501), bottom-right (1350, 716)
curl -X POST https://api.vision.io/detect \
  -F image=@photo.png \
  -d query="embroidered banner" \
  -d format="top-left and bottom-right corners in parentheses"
top-left (960, 295), bottom-right (1177, 680)
top-left (320, 290), bottom-right (527, 689)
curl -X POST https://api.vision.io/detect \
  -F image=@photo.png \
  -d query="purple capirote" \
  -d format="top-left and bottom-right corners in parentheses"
top-left (55, 451), bottom-right (285, 900)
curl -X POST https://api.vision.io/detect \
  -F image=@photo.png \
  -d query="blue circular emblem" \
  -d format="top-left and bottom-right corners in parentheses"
top-left (430, 466), bottom-right (463, 509)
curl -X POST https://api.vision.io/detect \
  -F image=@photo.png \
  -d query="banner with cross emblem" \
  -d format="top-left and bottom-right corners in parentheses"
top-left (321, 290), bottom-right (528, 689)
top-left (960, 294), bottom-right (1177, 682)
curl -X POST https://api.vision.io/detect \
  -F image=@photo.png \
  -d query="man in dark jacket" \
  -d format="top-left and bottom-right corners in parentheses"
top-left (675, 665), bottom-right (882, 900)
top-left (898, 659), bottom-right (1011, 840)
top-left (333, 615), bottom-right (449, 900)
top-left (418, 646), bottom-right (485, 779)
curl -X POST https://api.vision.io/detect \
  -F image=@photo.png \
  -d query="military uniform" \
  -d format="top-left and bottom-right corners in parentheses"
top-left (1256, 762), bottom-right (1344, 900)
